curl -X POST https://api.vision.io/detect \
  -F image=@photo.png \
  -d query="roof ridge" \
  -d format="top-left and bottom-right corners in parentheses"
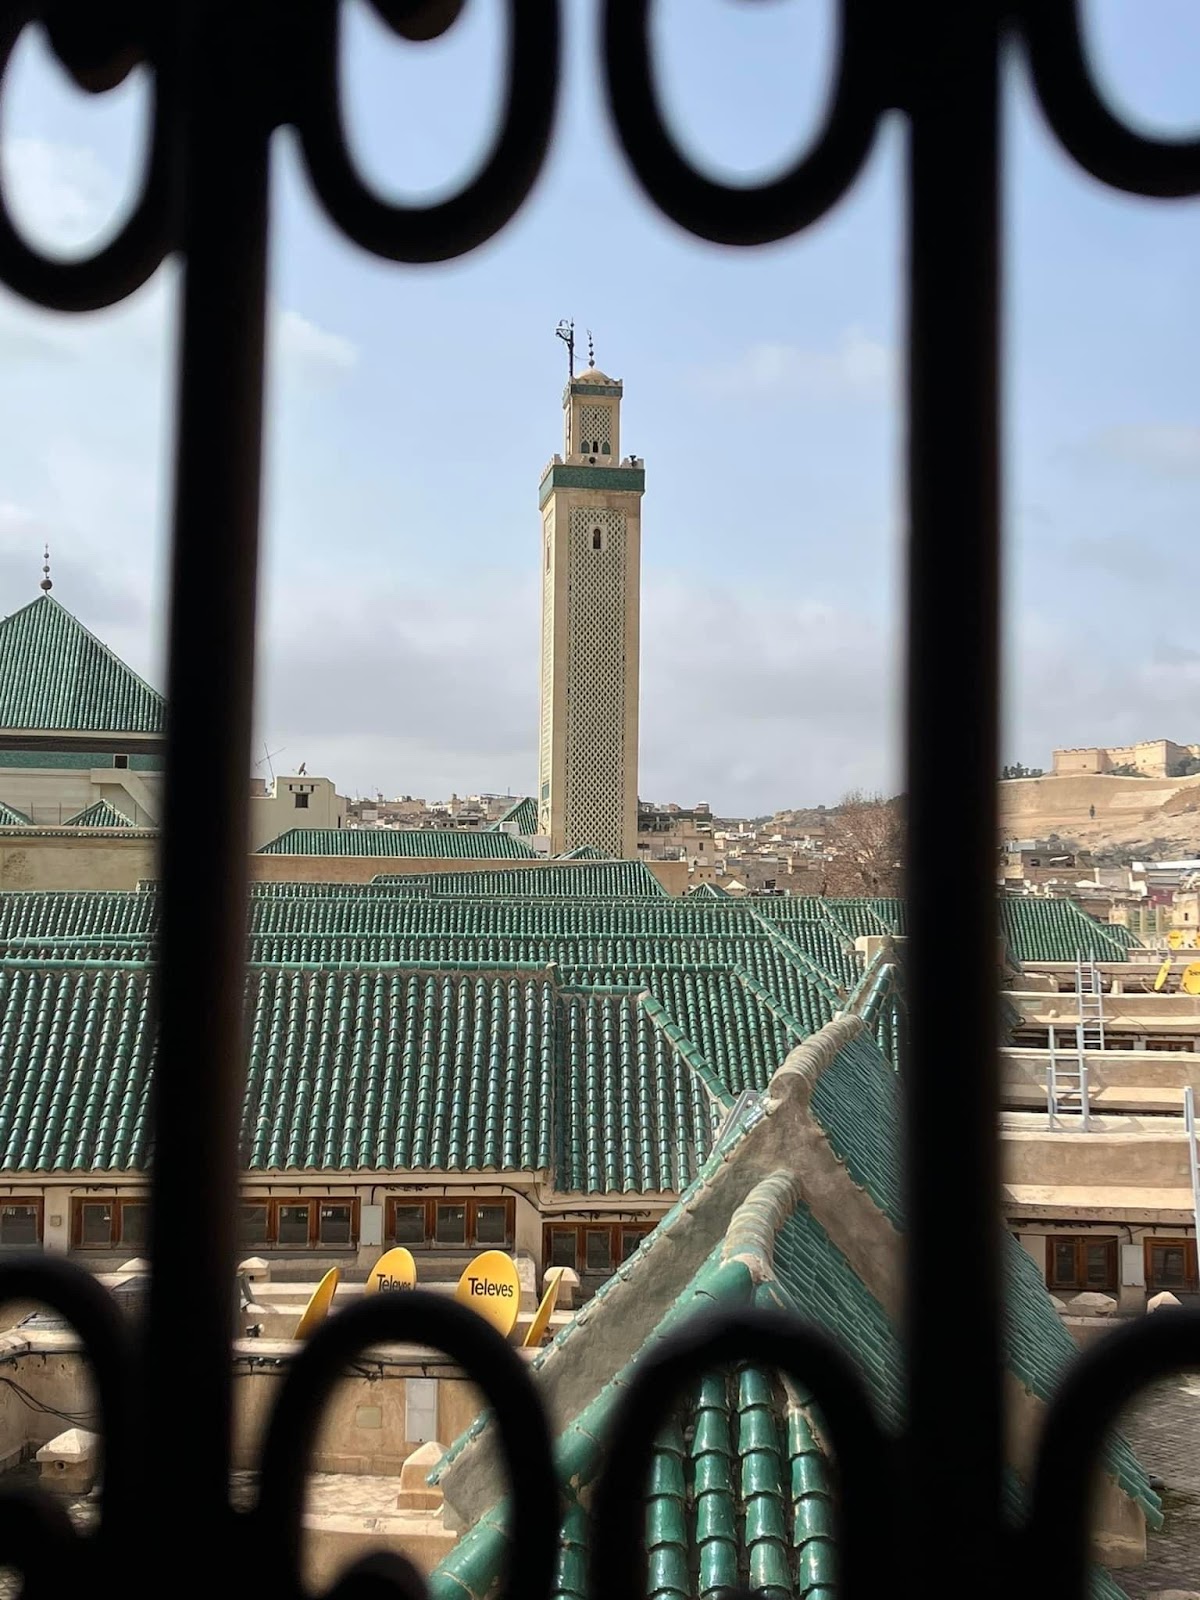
top-left (722, 1169), bottom-right (801, 1281)
top-left (766, 1013), bottom-right (864, 1110)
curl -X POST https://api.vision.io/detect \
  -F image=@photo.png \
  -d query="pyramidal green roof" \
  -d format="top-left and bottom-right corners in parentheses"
top-left (0, 800), bottom-right (30, 827)
top-left (489, 797), bottom-right (539, 836)
top-left (64, 798), bottom-right (134, 829)
top-left (0, 594), bottom-right (164, 735)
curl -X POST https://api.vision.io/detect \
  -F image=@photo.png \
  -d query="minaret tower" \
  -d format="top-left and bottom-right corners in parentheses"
top-left (537, 332), bottom-right (645, 857)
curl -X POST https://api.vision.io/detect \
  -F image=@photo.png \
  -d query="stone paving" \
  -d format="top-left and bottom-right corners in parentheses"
top-left (1120, 1376), bottom-right (1200, 1598)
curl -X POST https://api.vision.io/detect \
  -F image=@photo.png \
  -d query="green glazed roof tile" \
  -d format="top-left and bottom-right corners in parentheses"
top-left (64, 798), bottom-right (134, 829)
top-left (430, 1025), bottom-right (1157, 1600)
top-left (258, 828), bottom-right (539, 858)
top-left (0, 958), bottom-right (716, 1191)
top-left (488, 796), bottom-right (539, 836)
top-left (1000, 897), bottom-right (1131, 964)
top-left (0, 800), bottom-right (30, 826)
top-left (371, 861), bottom-right (666, 895)
top-left (0, 594), bottom-right (163, 734)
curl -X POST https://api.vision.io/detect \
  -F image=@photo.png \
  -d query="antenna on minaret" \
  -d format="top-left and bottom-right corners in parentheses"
top-left (39, 545), bottom-right (52, 594)
top-left (555, 318), bottom-right (575, 379)
top-left (586, 329), bottom-right (595, 369)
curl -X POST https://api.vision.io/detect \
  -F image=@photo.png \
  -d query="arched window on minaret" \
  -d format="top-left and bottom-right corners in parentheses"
top-left (592, 527), bottom-right (603, 551)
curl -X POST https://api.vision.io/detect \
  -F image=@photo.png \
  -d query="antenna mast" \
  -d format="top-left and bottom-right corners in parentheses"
top-left (555, 318), bottom-right (575, 379)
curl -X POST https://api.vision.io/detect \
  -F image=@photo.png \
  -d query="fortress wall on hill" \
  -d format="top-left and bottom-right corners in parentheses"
top-left (999, 772), bottom-right (1200, 836)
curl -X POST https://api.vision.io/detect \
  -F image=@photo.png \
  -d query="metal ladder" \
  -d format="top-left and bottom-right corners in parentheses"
top-left (1046, 957), bottom-right (1102, 1129)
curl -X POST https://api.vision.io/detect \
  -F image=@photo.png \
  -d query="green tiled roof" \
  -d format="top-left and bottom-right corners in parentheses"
top-left (0, 886), bottom-right (868, 1105)
top-left (0, 595), bottom-right (163, 734)
top-left (556, 844), bottom-right (605, 859)
top-left (0, 800), bottom-right (30, 827)
top-left (1000, 897), bottom-right (1131, 964)
top-left (488, 797), bottom-right (539, 836)
top-left (556, 993), bottom-right (717, 1193)
top-left (0, 959), bottom-right (715, 1189)
top-left (257, 829), bottom-right (538, 858)
top-left (64, 798), bottom-right (134, 829)
top-left (430, 1023), bottom-right (1158, 1600)
top-left (371, 862), bottom-right (665, 896)
top-left (685, 882), bottom-right (730, 898)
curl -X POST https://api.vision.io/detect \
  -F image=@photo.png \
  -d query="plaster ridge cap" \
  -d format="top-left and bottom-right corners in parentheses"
top-left (765, 1014), bottom-right (864, 1110)
top-left (721, 1170), bottom-right (801, 1282)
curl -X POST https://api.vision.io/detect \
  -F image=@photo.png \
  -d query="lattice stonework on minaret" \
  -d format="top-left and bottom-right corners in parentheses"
top-left (564, 507), bottom-right (627, 856)
top-left (538, 506), bottom-right (555, 833)
top-left (577, 402), bottom-right (611, 455)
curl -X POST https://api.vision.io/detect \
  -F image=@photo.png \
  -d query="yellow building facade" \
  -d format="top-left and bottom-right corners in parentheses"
top-left (537, 364), bottom-right (644, 858)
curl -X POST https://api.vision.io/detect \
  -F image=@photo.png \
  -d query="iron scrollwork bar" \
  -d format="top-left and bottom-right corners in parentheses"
top-left (0, 2), bottom-right (1193, 1598)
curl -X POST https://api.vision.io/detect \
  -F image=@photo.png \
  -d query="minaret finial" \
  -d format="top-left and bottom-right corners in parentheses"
top-left (555, 318), bottom-right (575, 379)
top-left (39, 545), bottom-right (52, 594)
top-left (586, 328), bottom-right (595, 369)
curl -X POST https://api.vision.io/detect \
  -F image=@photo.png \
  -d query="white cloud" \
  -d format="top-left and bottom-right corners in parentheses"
top-left (0, 136), bottom-right (120, 253)
top-left (251, 565), bottom-right (903, 812)
top-left (695, 327), bottom-right (895, 404)
top-left (274, 308), bottom-right (358, 381)
top-left (1082, 423), bottom-right (1200, 479)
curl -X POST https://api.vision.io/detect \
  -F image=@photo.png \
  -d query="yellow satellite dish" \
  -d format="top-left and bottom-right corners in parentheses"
top-left (1154, 958), bottom-right (1171, 992)
top-left (293, 1266), bottom-right (340, 1340)
top-left (1181, 962), bottom-right (1200, 996)
top-left (1168, 929), bottom-right (1183, 949)
top-left (455, 1250), bottom-right (521, 1339)
top-left (364, 1247), bottom-right (417, 1295)
top-left (523, 1267), bottom-right (565, 1349)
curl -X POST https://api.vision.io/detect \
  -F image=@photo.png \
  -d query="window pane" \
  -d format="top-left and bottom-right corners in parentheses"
top-left (474, 1204), bottom-right (508, 1245)
top-left (239, 1204), bottom-right (270, 1246)
top-left (585, 1229), bottom-right (612, 1272)
top-left (1085, 1244), bottom-right (1111, 1288)
top-left (0, 1205), bottom-right (39, 1246)
top-left (120, 1204), bottom-right (148, 1249)
top-left (1155, 1246), bottom-right (1187, 1288)
top-left (278, 1205), bottom-right (310, 1246)
top-left (435, 1204), bottom-right (466, 1246)
top-left (319, 1204), bottom-right (353, 1246)
top-left (1051, 1241), bottom-right (1076, 1286)
top-left (80, 1203), bottom-right (112, 1246)
top-left (621, 1228), bottom-right (646, 1263)
top-left (391, 1204), bottom-right (426, 1245)
top-left (548, 1230), bottom-right (576, 1269)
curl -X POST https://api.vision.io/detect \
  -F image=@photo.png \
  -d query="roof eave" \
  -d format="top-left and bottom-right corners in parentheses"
top-left (0, 729), bottom-right (165, 755)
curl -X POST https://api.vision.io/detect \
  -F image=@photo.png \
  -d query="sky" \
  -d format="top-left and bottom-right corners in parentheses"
top-left (0, 2), bottom-right (1198, 816)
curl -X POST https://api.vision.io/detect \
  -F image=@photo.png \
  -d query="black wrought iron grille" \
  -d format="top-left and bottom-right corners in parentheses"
top-left (0, 2), bottom-right (1197, 1598)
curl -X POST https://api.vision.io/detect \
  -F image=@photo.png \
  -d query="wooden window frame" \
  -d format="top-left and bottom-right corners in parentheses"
top-left (0, 1195), bottom-right (44, 1249)
top-left (1144, 1236), bottom-right (1199, 1294)
top-left (385, 1196), bottom-right (514, 1251)
top-left (1045, 1235), bottom-right (1117, 1294)
top-left (542, 1220), bottom-right (654, 1276)
top-left (71, 1196), bottom-right (150, 1250)
top-left (236, 1197), bottom-right (360, 1250)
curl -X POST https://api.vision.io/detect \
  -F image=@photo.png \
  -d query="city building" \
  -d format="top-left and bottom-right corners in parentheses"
top-left (537, 358), bottom-right (645, 858)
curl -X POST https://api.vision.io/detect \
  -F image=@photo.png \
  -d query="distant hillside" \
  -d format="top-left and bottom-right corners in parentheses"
top-left (999, 769), bottom-right (1200, 858)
